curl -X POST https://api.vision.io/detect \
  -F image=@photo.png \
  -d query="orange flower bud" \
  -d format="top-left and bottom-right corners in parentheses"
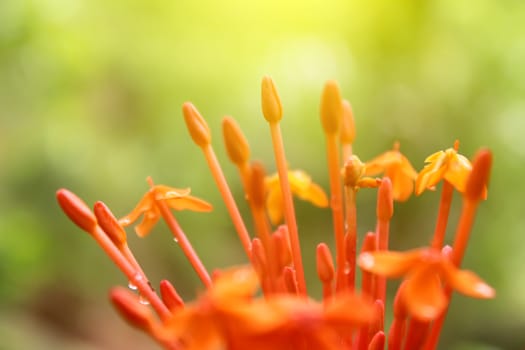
top-left (340, 100), bottom-right (356, 144)
top-left (94, 201), bottom-right (127, 248)
top-left (182, 102), bottom-right (211, 147)
top-left (316, 243), bottom-right (335, 283)
top-left (465, 149), bottom-right (492, 202)
top-left (261, 76), bottom-right (282, 123)
top-left (320, 80), bottom-right (343, 134)
top-left (222, 116), bottom-right (250, 166)
top-left (249, 161), bottom-right (267, 209)
top-left (110, 287), bottom-right (154, 332)
top-left (56, 189), bottom-right (97, 233)
top-left (159, 280), bottom-right (184, 311)
top-left (377, 177), bottom-right (394, 221)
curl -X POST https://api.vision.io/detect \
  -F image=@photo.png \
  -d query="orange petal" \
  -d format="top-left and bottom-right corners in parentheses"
top-left (403, 266), bottom-right (447, 321)
top-left (134, 210), bottom-right (160, 237)
top-left (119, 193), bottom-right (154, 227)
top-left (324, 293), bottom-right (375, 328)
top-left (357, 249), bottom-right (423, 277)
top-left (387, 167), bottom-right (414, 202)
top-left (154, 185), bottom-right (192, 200)
top-left (364, 151), bottom-right (400, 176)
top-left (440, 260), bottom-right (495, 299)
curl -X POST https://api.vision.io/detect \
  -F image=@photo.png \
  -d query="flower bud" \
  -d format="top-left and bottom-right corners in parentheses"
top-left (56, 189), bottom-right (97, 233)
top-left (261, 76), bottom-right (283, 123)
top-left (182, 102), bottom-right (211, 147)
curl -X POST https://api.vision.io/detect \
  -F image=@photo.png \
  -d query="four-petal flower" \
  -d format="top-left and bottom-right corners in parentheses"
top-left (120, 184), bottom-right (213, 237)
top-left (358, 248), bottom-right (495, 321)
top-left (415, 147), bottom-right (473, 195)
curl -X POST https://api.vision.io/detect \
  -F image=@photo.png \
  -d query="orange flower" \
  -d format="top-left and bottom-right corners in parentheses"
top-left (120, 184), bottom-right (212, 237)
top-left (415, 146), bottom-right (473, 195)
top-left (265, 170), bottom-right (329, 225)
top-left (165, 266), bottom-right (374, 350)
top-left (364, 143), bottom-right (417, 201)
top-left (358, 248), bottom-right (495, 321)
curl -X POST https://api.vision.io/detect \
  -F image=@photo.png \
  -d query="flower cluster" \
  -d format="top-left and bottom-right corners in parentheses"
top-left (57, 77), bottom-right (494, 350)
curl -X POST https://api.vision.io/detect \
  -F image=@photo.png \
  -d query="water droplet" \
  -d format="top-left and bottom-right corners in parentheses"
top-left (344, 261), bottom-right (351, 274)
top-left (138, 294), bottom-right (150, 305)
top-left (128, 281), bottom-right (138, 291)
top-left (173, 237), bottom-right (179, 243)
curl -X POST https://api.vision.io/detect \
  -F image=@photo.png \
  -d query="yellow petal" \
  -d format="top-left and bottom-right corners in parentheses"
top-left (403, 265), bottom-right (447, 321)
top-left (266, 187), bottom-right (284, 225)
top-left (387, 167), bottom-right (414, 202)
top-left (443, 153), bottom-right (471, 193)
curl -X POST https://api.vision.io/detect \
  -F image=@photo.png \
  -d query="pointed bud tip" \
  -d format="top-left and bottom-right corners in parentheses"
top-left (182, 102), bottom-right (211, 147)
top-left (222, 116), bottom-right (250, 166)
top-left (56, 189), bottom-right (97, 233)
top-left (320, 80), bottom-right (343, 134)
top-left (465, 149), bottom-right (492, 201)
top-left (94, 201), bottom-right (127, 247)
top-left (109, 287), bottom-right (153, 332)
top-left (316, 243), bottom-right (334, 283)
top-left (377, 177), bottom-right (394, 220)
top-left (340, 100), bottom-right (356, 144)
top-left (261, 76), bottom-right (282, 123)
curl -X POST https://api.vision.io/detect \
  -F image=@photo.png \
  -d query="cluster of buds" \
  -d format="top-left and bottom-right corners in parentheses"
top-left (57, 76), bottom-right (494, 350)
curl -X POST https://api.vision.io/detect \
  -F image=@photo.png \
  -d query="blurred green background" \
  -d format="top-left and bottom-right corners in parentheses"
top-left (1, 0), bottom-right (524, 349)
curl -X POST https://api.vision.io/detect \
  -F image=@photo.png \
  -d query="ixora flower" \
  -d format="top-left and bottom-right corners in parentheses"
top-left (57, 77), bottom-right (494, 350)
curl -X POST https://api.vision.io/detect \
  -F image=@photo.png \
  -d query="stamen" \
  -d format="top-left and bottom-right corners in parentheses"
top-left (262, 76), bottom-right (306, 295)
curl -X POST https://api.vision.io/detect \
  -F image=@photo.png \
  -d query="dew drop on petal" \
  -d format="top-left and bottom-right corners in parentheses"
top-left (128, 281), bottom-right (138, 291)
top-left (138, 294), bottom-right (150, 305)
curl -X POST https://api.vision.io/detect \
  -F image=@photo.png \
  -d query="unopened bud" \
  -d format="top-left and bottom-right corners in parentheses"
top-left (261, 76), bottom-right (283, 123)
top-left (249, 161), bottom-right (267, 209)
top-left (110, 287), bottom-right (153, 332)
top-left (376, 177), bottom-right (393, 221)
top-left (465, 149), bottom-right (492, 201)
top-left (56, 189), bottom-right (97, 233)
top-left (316, 243), bottom-right (335, 283)
top-left (94, 201), bottom-right (127, 248)
top-left (320, 80), bottom-right (343, 134)
top-left (182, 102), bottom-right (211, 147)
top-left (340, 100), bottom-right (356, 144)
top-left (159, 280), bottom-right (184, 311)
top-left (343, 155), bottom-right (365, 187)
top-left (222, 116), bottom-right (250, 166)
